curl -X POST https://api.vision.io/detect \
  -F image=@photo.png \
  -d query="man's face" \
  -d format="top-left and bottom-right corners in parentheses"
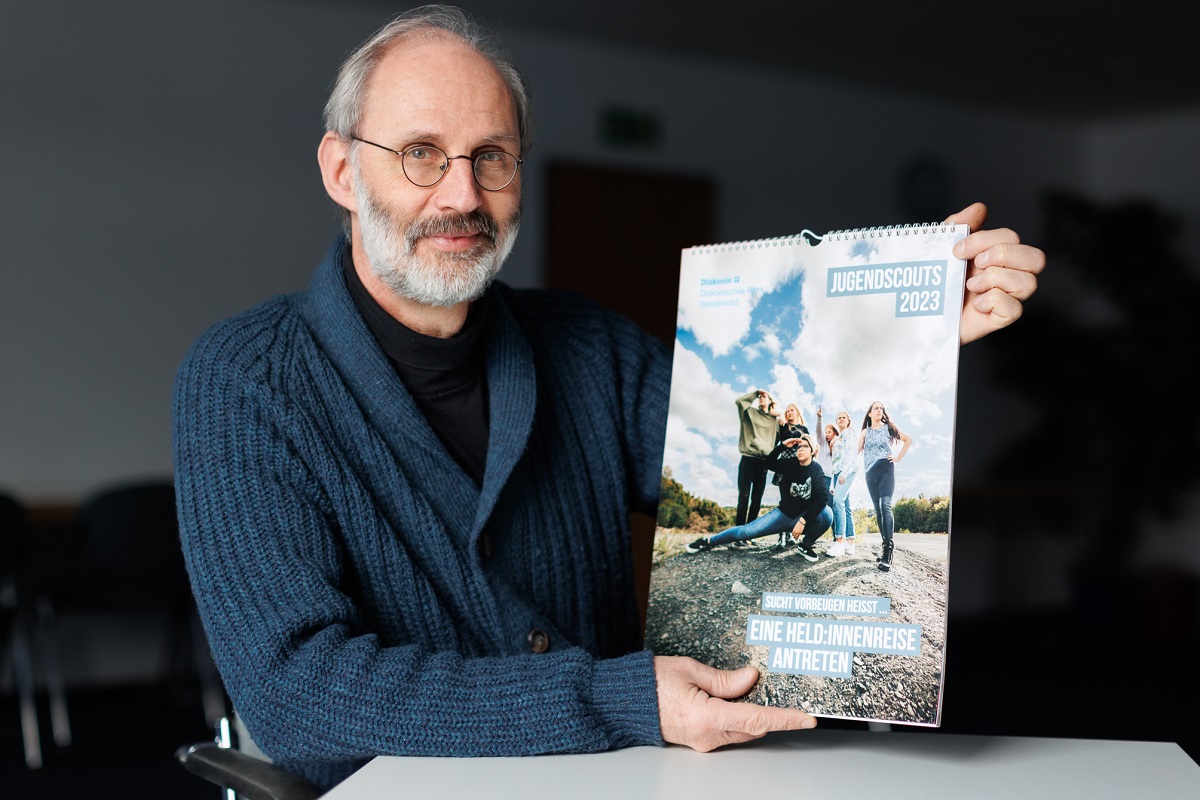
top-left (350, 35), bottom-right (522, 308)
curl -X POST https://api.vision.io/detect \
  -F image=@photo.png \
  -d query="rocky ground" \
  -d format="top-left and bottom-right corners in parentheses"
top-left (645, 529), bottom-right (949, 725)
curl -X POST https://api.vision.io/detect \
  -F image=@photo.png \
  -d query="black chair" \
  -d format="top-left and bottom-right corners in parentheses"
top-left (1, 491), bottom-right (45, 769)
top-left (32, 479), bottom-right (226, 745)
top-left (175, 736), bottom-right (322, 800)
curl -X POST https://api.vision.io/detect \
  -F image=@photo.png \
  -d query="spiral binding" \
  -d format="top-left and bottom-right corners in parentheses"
top-left (824, 221), bottom-right (952, 241)
top-left (686, 221), bottom-right (953, 253)
top-left (686, 230), bottom-right (819, 254)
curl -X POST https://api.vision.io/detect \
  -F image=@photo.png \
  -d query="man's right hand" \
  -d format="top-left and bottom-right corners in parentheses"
top-left (654, 655), bottom-right (816, 752)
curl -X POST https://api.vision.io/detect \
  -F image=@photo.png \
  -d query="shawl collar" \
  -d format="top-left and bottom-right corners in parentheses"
top-left (299, 235), bottom-right (536, 546)
top-left (474, 286), bottom-right (537, 535)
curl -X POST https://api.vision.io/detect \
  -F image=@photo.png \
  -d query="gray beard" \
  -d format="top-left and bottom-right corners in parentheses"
top-left (355, 178), bottom-right (519, 308)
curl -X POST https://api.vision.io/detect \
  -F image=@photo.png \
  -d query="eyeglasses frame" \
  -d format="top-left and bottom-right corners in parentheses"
top-left (350, 135), bottom-right (522, 192)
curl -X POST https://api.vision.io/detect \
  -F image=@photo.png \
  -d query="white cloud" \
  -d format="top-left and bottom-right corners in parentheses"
top-left (717, 442), bottom-right (741, 463)
top-left (676, 244), bottom-right (802, 357)
top-left (760, 330), bottom-right (783, 358)
top-left (660, 341), bottom-right (741, 507)
top-left (666, 341), bottom-right (735, 438)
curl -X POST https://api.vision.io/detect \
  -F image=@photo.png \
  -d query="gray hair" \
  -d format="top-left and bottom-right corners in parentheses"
top-left (323, 4), bottom-right (533, 151)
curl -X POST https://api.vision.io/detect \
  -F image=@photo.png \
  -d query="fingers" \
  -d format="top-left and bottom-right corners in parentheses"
top-left (655, 656), bottom-right (817, 753)
top-left (971, 287), bottom-right (1024, 327)
top-left (944, 201), bottom-right (988, 232)
top-left (960, 286), bottom-right (1026, 344)
top-left (945, 205), bottom-right (1047, 345)
top-left (955, 226), bottom-right (1045, 282)
top-left (697, 689), bottom-right (817, 751)
top-left (966, 255), bottom-right (1040, 302)
top-left (692, 664), bottom-right (759, 699)
top-left (953, 226), bottom-right (1019, 261)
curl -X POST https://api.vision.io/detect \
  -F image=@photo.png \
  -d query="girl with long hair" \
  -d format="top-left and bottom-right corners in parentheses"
top-left (778, 404), bottom-right (807, 438)
top-left (759, 403), bottom-right (811, 548)
top-left (858, 401), bottom-right (912, 571)
top-left (825, 409), bottom-right (858, 557)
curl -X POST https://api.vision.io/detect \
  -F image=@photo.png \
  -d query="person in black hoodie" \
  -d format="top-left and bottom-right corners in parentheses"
top-left (687, 433), bottom-right (833, 562)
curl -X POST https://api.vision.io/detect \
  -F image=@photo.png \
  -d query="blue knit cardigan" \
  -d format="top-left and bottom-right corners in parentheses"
top-left (172, 236), bottom-right (671, 788)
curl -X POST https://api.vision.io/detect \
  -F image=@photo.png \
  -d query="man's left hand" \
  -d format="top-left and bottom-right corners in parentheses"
top-left (947, 202), bottom-right (1046, 345)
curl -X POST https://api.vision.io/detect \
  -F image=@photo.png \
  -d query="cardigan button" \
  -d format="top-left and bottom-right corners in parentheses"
top-left (478, 532), bottom-right (492, 558)
top-left (527, 628), bottom-right (550, 654)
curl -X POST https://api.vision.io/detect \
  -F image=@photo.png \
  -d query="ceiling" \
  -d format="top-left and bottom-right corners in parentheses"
top-left (341, 0), bottom-right (1200, 122)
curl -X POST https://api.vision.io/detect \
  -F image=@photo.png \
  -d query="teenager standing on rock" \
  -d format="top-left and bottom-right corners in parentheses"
top-left (825, 409), bottom-right (859, 557)
top-left (858, 401), bottom-right (912, 571)
top-left (733, 389), bottom-right (781, 528)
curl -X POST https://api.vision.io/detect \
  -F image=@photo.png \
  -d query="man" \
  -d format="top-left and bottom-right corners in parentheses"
top-left (173, 5), bottom-right (1046, 791)
top-left (733, 388), bottom-right (781, 529)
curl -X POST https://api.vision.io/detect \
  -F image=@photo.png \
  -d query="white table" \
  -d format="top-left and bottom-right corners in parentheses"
top-left (320, 729), bottom-right (1200, 799)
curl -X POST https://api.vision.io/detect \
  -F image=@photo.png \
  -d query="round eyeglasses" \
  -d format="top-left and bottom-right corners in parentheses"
top-left (351, 136), bottom-right (522, 192)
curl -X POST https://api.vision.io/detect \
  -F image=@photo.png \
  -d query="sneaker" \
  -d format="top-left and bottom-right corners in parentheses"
top-left (795, 543), bottom-right (819, 562)
top-left (730, 539), bottom-right (752, 549)
top-left (768, 538), bottom-right (790, 552)
top-left (826, 541), bottom-right (845, 558)
top-left (845, 540), bottom-right (856, 555)
top-left (685, 538), bottom-right (713, 554)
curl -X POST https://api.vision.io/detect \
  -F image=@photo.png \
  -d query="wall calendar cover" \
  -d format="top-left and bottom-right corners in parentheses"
top-left (645, 221), bottom-right (968, 726)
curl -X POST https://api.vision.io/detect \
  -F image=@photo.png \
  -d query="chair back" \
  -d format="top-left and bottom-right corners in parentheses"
top-left (75, 479), bottom-right (188, 606)
top-left (0, 492), bottom-right (27, 584)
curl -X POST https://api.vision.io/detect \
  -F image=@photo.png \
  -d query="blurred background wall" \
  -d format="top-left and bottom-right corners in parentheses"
top-left (2, 0), bottom-right (1197, 763)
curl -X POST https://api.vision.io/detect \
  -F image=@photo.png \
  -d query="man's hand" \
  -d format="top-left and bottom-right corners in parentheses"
top-left (655, 655), bottom-right (816, 752)
top-left (947, 202), bottom-right (1046, 345)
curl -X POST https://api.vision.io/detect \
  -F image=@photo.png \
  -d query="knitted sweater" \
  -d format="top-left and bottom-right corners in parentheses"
top-left (735, 390), bottom-right (778, 459)
top-left (172, 236), bottom-right (671, 789)
top-left (765, 443), bottom-right (830, 522)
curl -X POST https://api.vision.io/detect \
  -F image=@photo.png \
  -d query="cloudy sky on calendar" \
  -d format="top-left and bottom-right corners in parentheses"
top-left (662, 232), bottom-right (964, 510)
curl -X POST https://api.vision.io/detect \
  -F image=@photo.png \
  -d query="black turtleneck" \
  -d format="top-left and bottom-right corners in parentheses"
top-left (341, 251), bottom-right (489, 484)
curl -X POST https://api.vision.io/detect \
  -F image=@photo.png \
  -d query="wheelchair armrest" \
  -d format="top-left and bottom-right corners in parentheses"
top-left (175, 741), bottom-right (323, 800)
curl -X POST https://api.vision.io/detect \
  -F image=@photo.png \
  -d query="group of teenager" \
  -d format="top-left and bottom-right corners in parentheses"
top-left (686, 389), bottom-right (912, 572)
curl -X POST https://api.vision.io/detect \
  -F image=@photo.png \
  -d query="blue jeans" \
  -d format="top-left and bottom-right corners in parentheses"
top-left (710, 506), bottom-right (833, 547)
top-left (831, 471), bottom-right (856, 540)
top-left (866, 460), bottom-right (895, 543)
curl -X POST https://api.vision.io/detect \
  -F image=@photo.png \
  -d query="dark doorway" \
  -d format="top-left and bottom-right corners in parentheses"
top-left (544, 161), bottom-right (717, 633)
top-left (544, 161), bottom-right (716, 347)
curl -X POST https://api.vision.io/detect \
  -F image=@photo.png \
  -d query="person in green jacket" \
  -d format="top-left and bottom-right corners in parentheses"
top-left (734, 388), bottom-right (781, 527)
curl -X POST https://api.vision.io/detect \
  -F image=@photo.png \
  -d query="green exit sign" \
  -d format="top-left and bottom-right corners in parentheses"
top-left (600, 108), bottom-right (661, 149)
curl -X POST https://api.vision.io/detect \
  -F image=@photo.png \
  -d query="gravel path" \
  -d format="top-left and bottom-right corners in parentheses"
top-left (645, 529), bottom-right (949, 725)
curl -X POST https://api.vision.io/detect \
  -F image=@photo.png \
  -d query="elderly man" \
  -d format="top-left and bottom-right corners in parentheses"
top-left (173, 5), bottom-right (1045, 790)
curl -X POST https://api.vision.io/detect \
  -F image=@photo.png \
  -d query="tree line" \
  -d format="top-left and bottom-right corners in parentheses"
top-left (657, 468), bottom-right (950, 534)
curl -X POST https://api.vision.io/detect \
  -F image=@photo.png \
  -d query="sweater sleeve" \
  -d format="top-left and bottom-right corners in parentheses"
top-left (172, 319), bottom-right (663, 785)
top-left (765, 440), bottom-right (792, 469)
top-left (800, 465), bottom-right (831, 525)
top-left (734, 389), bottom-right (759, 415)
top-left (610, 317), bottom-right (672, 516)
